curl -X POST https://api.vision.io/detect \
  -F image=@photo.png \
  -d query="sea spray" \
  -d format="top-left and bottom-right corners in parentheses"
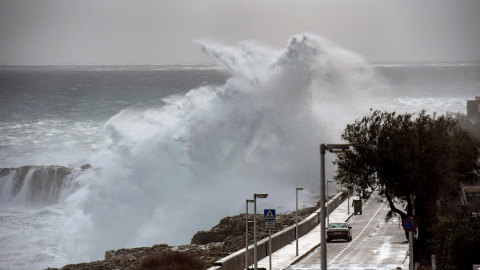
top-left (64, 34), bottom-right (381, 261)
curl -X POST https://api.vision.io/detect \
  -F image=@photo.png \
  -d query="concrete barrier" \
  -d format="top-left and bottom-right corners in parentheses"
top-left (208, 192), bottom-right (346, 270)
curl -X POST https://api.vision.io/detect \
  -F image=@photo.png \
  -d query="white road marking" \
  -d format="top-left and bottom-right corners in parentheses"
top-left (329, 200), bottom-right (385, 264)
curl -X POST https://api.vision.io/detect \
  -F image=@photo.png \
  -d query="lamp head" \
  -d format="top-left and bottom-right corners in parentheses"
top-left (254, 193), bottom-right (268, 199)
top-left (247, 199), bottom-right (254, 203)
top-left (296, 187), bottom-right (304, 191)
top-left (325, 144), bottom-right (350, 153)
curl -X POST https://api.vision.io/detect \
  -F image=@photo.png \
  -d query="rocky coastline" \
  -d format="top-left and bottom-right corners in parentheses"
top-left (45, 204), bottom-right (319, 270)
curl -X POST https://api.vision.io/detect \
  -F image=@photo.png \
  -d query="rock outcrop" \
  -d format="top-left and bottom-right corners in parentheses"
top-left (45, 205), bottom-right (318, 270)
top-left (0, 165), bottom-right (86, 207)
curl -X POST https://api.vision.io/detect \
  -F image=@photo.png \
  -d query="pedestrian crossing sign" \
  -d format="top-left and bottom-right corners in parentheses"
top-left (264, 209), bottom-right (276, 221)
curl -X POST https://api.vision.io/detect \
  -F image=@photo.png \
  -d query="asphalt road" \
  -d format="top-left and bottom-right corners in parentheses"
top-left (288, 194), bottom-right (408, 270)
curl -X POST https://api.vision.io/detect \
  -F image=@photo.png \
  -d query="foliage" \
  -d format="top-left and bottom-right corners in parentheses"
top-left (138, 250), bottom-right (205, 270)
top-left (334, 109), bottom-right (480, 263)
top-left (432, 205), bottom-right (480, 269)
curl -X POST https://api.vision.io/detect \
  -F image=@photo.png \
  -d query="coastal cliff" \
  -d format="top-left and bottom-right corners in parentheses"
top-left (0, 165), bottom-right (86, 207)
top-left (45, 206), bottom-right (318, 270)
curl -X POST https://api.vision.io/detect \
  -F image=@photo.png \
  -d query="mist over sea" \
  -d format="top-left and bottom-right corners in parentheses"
top-left (0, 35), bottom-right (479, 270)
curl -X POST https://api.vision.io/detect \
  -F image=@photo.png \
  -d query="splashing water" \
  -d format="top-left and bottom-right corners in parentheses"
top-left (0, 34), bottom-right (389, 269)
top-left (57, 34), bottom-right (381, 261)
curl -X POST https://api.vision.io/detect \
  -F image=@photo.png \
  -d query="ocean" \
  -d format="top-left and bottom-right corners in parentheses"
top-left (0, 35), bottom-right (479, 270)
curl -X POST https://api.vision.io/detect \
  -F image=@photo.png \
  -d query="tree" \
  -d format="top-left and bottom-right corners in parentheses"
top-left (334, 110), bottom-right (480, 265)
top-left (433, 204), bottom-right (480, 269)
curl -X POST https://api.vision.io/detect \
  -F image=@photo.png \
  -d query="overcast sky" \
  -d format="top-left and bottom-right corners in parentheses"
top-left (1, 0), bottom-right (479, 65)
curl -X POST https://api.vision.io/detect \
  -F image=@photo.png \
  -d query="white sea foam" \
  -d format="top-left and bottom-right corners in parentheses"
top-left (60, 34), bottom-right (382, 261)
top-left (0, 119), bottom-right (104, 168)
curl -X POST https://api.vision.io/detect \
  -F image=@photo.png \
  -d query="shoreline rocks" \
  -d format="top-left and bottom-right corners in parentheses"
top-left (45, 205), bottom-right (318, 270)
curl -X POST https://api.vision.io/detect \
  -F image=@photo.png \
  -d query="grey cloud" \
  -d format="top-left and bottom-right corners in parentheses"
top-left (0, 0), bottom-right (479, 64)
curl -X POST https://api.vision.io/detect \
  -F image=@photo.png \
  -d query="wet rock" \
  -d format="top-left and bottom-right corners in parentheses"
top-left (45, 205), bottom-right (318, 270)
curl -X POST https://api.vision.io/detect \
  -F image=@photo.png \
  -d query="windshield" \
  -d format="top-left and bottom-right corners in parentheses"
top-left (329, 223), bottom-right (347, 228)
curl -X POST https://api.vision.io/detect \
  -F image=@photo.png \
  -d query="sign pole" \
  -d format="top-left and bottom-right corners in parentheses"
top-left (402, 216), bottom-right (417, 270)
top-left (409, 217), bottom-right (414, 270)
top-left (269, 229), bottom-right (272, 270)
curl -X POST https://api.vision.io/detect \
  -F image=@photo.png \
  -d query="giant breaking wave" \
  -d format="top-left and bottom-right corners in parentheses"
top-left (0, 34), bottom-right (382, 262)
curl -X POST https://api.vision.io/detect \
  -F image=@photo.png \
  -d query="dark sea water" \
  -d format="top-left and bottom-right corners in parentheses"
top-left (0, 65), bottom-right (229, 168)
top-left (1, 63), bottom-right (477, 169)
top-left (0, 36), bottom-right (479, 270)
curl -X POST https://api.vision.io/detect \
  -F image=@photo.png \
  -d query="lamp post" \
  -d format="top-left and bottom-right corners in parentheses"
top-left (320, 143), bottom-right (350, 270)
top-left (254, 193), bottom-right (268, 270)
top-left (326, 180), bottom-right (333, 226)
top-left (246, 199), bottom-right (254, 270)
top-left (348, 194), bottom-right (350, 215)
top-left (340, 186), bottom-right (352, 215)
top-left (296, 187), bottom-right (303, 256)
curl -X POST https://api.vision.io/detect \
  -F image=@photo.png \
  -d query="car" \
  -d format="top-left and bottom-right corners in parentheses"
top-left (326, 222), bottom-right (352, 242)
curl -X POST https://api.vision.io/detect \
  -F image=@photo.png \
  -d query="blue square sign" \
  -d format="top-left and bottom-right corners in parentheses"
top-left (264, 209), bottom-right (276, 221)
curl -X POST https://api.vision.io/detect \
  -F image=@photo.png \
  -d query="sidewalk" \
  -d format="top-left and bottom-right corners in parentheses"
top-left (255, 197), bottom-right (354, 270)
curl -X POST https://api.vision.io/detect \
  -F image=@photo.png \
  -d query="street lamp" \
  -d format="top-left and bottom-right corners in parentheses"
top-left (296, 187), bottom-right (303, 256)
top-left (246, 199), bottom-right (254, 270)
top-left (253, 193), bottom-right (268, 270)
top-left (320, 143), bottom-right (350, 270)
top-left (326, 180), bottom-right (333, 226)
